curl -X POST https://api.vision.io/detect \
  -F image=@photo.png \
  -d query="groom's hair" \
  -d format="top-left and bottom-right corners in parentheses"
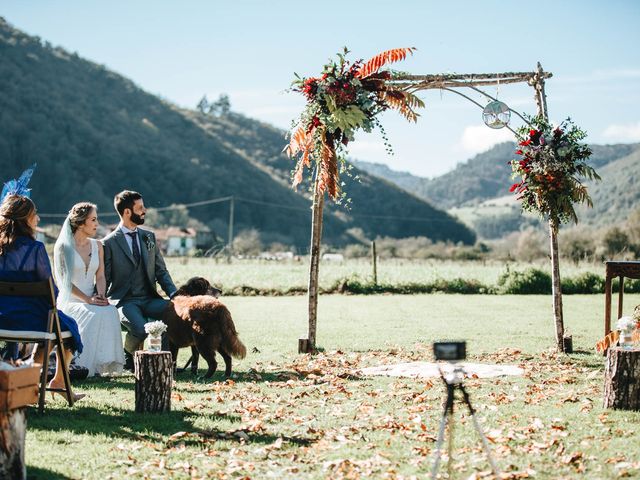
top-left (114, 190), bottom-right (143, 217)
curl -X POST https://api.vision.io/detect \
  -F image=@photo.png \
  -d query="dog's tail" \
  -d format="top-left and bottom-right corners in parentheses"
top-left (219, 306), bottom-right (247, 359)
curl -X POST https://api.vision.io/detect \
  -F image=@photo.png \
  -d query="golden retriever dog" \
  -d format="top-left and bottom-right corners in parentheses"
top-left (163, 277), bottom-right (246, 378)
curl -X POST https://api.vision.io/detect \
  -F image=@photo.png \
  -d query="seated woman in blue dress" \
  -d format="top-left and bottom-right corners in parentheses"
top-left (0, 194), bottom-right (84, 401)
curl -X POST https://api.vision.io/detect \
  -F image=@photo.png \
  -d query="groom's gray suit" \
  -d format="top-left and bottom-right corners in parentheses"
top-left (102, 226), bottom-right (177, 354)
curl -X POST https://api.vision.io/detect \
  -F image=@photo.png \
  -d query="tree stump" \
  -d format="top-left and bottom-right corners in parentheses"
top-left (0, 408), bottom-right (26, 480)
top-left (604, 347), bottom-right (640, 410)
top-left (134, 351), bottom-right (172, 413)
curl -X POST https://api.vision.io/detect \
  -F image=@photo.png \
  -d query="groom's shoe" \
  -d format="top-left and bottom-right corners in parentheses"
top-left (123, 351), bottom-right (134, 372)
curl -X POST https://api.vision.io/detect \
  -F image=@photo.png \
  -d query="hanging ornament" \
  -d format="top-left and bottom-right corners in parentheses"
top-left (482, 100), bottom-right (511, 129)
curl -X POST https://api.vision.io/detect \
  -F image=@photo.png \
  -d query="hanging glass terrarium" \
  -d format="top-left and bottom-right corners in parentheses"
top-left (482, 100), bottom-right (511, 129)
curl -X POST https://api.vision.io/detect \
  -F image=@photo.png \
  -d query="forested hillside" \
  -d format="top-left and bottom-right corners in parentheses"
top-left (0, 17), bottom-right (475, 247)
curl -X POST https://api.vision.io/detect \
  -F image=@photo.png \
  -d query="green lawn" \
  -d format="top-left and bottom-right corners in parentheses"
top-left (26, 294), bottom-right (640, 479)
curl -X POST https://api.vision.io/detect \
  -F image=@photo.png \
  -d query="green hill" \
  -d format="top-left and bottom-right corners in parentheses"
top-left (189, 112), bottom-right (475, 243)
top-left (578, 147), bottom-right (640, 226)
top-left (355, 142), bottom-right (639, 211)
top-left (0, 17), bottom-right (475, 247)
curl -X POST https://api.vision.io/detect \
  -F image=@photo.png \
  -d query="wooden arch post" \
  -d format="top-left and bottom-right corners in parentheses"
top-left (299, 166), bottom-right (325, 354)
top-left (531, 62), bottom-right (565, 352)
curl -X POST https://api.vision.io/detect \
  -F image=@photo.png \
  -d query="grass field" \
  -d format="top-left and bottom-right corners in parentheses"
top-left (165, 258), bottom-right (603, 293)
top-left (25, 293), bottom-right (640, 479)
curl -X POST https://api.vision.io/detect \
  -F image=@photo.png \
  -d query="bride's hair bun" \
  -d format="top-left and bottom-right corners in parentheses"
top-left (69, 202), bottom-right (97, 233)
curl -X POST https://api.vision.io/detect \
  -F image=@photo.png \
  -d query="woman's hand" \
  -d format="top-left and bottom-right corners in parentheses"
top-left (90, 294), bottom-right (110, 306)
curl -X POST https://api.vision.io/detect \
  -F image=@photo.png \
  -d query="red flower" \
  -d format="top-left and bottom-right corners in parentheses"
top-left (516, 149), bottom-right (523, 155)
top-left (509, 182), bottom-right (520, 193)
top-left (529, 129), bottom-right (537, 137)
top-left (519, 139), bottom-right (531, 146)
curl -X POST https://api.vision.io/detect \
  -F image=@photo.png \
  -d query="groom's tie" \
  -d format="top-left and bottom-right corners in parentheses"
top-left (127, 231), bottom-right (141, 264)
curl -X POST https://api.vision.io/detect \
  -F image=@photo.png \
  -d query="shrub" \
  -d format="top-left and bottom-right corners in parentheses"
top-left (562, 272), bottom-right (604, 294)
top-left (497, 267), bottom-right (551, 294)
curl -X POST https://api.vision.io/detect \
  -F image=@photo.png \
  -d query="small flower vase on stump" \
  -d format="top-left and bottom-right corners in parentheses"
top-left (617, 316), bottom-right (637, 350)
top-left (147, 333), bottom-right (162, 352)
top-left (144, 321), bottom-right (167, 353)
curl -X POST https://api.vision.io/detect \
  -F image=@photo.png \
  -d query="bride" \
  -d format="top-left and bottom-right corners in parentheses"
top-left (54, 202), bottom-right (124, 376)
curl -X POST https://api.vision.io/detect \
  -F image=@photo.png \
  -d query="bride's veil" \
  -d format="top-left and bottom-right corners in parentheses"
top-left (53, 215), bottom-right (75, 309)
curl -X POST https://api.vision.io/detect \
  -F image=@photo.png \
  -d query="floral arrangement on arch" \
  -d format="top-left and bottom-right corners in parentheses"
top-left (509, 116), bottom-right (600, 225)
top-left (285, 47), bottom-right (424, 200)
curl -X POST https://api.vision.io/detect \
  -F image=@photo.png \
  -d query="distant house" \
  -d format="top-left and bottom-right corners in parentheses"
top-left (154, 227), bottom-right (197, 256)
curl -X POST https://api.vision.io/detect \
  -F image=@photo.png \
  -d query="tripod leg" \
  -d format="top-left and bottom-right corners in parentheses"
top-left (431, 384), bottom-right (454, 480)
top-left (447, 408), bottom-right (454, 477)
top-left (459, 384), bottom-right (500, 476)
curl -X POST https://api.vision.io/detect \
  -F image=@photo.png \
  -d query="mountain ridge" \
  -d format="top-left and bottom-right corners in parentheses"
top-left (0, 17), bottom-right (476, 248)
top-left (354, 141), bottom-right (640, 216)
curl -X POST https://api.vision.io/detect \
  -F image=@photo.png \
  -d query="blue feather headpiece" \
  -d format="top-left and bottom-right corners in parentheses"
top-left (0, 164), bottom-right (37, 203)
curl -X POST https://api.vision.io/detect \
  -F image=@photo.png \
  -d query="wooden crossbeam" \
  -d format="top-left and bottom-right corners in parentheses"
top-left (390, 70), bottom-right (552, 91)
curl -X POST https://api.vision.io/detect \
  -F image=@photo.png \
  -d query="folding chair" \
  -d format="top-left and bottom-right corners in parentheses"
top-left (0, 277), bottom-right (76, 412)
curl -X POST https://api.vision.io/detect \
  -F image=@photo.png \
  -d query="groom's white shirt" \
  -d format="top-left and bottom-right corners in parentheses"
top-left (120, 224), bottom-right (142, 254)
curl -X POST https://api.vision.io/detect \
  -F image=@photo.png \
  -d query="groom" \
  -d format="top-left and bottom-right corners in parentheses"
top-left (102, 190), bottom-right (177, 370)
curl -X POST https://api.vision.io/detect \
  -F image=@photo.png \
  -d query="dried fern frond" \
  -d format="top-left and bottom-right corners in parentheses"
top-left (317, 136), bottom-right (339, 199)
top-left (285, 124), bottom-right (309, 158)
top-left (288, 124), bottom-right (315, 188)
top-left (380, 90), bottom-right (422, 122)
top-left (356, 47), bottom-right (416, 79)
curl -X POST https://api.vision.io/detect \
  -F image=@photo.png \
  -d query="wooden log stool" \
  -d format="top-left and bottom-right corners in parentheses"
top-left (134, 351), bottom-right (173, 413)
top-left (0, 366), bottom-right (39, 480)
top-left (604, 347), bottom-right (640, 411)
top-left (0, 409), bottom-right (27, 480)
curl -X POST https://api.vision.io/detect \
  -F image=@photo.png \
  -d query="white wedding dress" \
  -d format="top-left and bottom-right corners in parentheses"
top-left (62, 239), bottom-right (124, 376)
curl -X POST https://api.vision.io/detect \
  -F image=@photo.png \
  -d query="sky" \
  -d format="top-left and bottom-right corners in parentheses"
top-left (1, 0), bottom-right (639, 178)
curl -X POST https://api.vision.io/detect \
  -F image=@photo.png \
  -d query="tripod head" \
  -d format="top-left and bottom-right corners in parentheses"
top-left (439, 363), bottom-right (466, 385)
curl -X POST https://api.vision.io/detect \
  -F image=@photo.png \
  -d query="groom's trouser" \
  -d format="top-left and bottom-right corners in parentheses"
top-left (119, 297), bottom-right (170, 354)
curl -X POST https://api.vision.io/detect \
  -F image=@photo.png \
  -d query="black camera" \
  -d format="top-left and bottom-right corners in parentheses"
top-left (433, 341), bottom-right (466, 361)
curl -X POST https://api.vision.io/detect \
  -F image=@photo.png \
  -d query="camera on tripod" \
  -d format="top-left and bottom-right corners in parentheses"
top-left (433, 341), bottom-right (466, 362)
top-left (429, 340), bottom-right (499, 478)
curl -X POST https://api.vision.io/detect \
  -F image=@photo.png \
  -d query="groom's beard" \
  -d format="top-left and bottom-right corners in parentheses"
top-left (130, 212), bottom-right (145, 225)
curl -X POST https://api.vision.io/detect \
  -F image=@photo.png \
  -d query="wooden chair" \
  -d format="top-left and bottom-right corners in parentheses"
top-left (0, 277), bottom-right (76, 412)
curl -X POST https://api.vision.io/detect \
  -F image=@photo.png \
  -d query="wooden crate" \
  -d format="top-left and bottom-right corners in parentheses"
top-left (0, 366), bottom-right (40, 411)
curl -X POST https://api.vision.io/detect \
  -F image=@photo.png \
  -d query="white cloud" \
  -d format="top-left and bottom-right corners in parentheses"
top-left (602, 122), bottom-right (640, 142)
top-left (456, 125), bottom-right (515, 154)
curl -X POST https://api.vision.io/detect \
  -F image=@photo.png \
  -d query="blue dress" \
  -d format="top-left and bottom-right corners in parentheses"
top-left (0, 236), bottom-right (83, 354)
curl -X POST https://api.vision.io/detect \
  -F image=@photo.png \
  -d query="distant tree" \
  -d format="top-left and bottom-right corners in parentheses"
top-left (196, 93), bottom-right (230, 117)
top-left (210, 94), bottom-right (231, 117)
top-left (560, 227), bottom-right (596, 264)
top-left (626, 208), bottom-right (640, 255)
top-left (197, 95), bottom-right (210, 114)
top-left (515, 229), bottom-right (547, 262)
top-left (602, 227), bottom-right (630, 258)
top-left (145, 205), bottom-right (190, 227)
top-left (232, 229), bottom-right (262, 256)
